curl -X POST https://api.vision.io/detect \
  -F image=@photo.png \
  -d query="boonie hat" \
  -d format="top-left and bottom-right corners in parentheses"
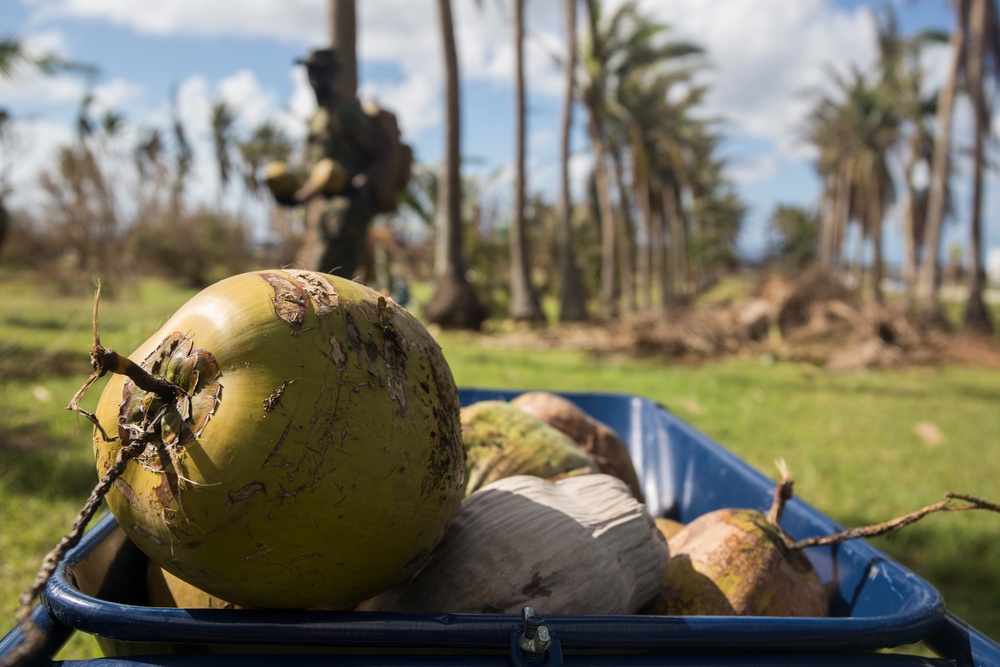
top-left (296, 48), bottom-right (339, 70)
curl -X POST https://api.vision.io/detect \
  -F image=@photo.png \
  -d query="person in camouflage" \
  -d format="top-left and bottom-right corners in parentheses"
top-left (293, 48), bottom-right (389, 278)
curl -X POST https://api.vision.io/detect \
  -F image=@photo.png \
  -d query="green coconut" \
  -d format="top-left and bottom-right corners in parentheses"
top-left (90, 269), bottom-right (465, 609)
top-left (460, 400), bottom-right (599, 496)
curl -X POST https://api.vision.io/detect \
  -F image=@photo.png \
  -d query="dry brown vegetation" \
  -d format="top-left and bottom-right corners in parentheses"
top-left (485, 270), bottom-right (1000, 372)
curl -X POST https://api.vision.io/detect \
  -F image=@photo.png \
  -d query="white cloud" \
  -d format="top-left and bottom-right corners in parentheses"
top-left (728, 153), bottom-right (779, 185)
top-left (216, 69), bottom-right (280, 131)
top-left (2, 117), bottom-right (74, 209)
top-left (632, 0), bottom-right (879, 158)
top-left (0, 69), bottom-right (85, 107)
top-left (32, 0), bottom-right (326, 43)
top-left (89, 76), bottom-right (144, 116)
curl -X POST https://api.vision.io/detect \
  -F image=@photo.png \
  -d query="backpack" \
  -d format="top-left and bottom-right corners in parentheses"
top-left (363, 101), bottom-right (414, 214)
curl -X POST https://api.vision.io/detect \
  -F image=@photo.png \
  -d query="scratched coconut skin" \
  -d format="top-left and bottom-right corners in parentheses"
top-left (91, 270), bottom-right (465, 609)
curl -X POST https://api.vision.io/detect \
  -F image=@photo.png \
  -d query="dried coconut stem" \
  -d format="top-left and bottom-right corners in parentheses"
top-left (789, 492), bottom-right (1000, 551)
top-left (67, 283), bottom-right (179, 441)
top-left (766, 458), bottom-right (794, 528)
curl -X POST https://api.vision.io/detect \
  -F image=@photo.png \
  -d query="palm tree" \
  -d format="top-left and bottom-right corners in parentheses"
top-left (581, 0), bottom-right (705, 315)
top-left (0, 35), bottom-right (84, 79)
top-left (508, 0), bottom-right (545, 322)
top-left (209, 99), bottom-right (237, 212)
top-left (1, 35), bottom-right (90, 260)
top-left (169, 86), bottom-right (193, 220)
top-left (768, 204), bottom-right (820, 270)
top-left (424, 0), bottom-right (489, 330)
top-left (581, 0), bottom-right (622, 317)
top-left (871, 5), bottom-right (948, 312)
top-left (681, 125), bottom-right (744, 290)
top-left (556, 0), bottom-right (589, 322)
top-left (806, 67), bottom-right (899, 304)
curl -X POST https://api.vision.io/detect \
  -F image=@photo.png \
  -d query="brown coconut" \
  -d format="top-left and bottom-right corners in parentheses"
top-left (654, 516), bottom-right (686, 541)
top-left (642, 507), bottom-right (828, 617)
top-left (147, 562), bottom-right (237, 609)
top-left (460, 400), bottom-right (599, 496)
top-left (510, 391), bottom-right (643, 500)
top-left (358, 474), bottom-right (670, 615)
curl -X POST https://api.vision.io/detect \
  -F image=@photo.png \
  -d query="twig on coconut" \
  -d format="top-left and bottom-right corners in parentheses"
top-left (789, 492), bottom-right (1000, 551)
top-left (67, 282), bottom-right (181, 442)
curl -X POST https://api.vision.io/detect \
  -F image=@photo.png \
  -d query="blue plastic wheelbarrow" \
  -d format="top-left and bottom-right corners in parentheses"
top-left (2, 389), bottom-right (998, 665)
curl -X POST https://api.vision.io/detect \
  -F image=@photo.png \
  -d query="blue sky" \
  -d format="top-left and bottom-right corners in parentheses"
top-left (1, 0), bottom-right (996, 268)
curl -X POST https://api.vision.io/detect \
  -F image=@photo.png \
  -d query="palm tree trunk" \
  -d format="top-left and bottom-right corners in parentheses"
top-left (609, 141), bottom-right (635, 313)
top-left (661, 178), bottom-right (682, 303)
top-left (916, 20), bottom-right (963, 326)
top-left (824, 167), bottom-right (850, 275)
top-left (587, 118), bottom-right (618, 318)
top-left (819, 180), bottom-right (837, 272)
top-left (963, 117), bottom-right (992, 332)
top-left (328, 0), bottom-right (357, 97)
top-left (557, 0), bottom-right (588, 322)
top-left (900, 147), bottom-right (919, 312)
top-left (634, 159), bottom-right (653, 311)
top-left (435, 0), bottom-right (462, 281)
top-left (668, 182), bottom-right (689, 297)
top-left (651, 186), bottom-right (667, 310)
top-left (962, 0), bottom-right (994, 334)
top-left (869, 180), bottom-right (884, 305)
top-left (508, 0), bottom-right (544, 322)
top-left (584, 0), bottom-right (618, 319)
top-left (424, 0), bottom-right (487, 330)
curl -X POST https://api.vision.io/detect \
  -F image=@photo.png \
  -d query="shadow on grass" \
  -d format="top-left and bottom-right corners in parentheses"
top-left (0, 424), bottom-right (98, 501)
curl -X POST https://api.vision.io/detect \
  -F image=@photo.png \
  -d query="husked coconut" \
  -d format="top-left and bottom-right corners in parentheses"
top-left (643, 507), bottom-right (828, 617)
top-left (460, 400), bottom-right (598, 496)
top-left (510, 391), bottom-right (644, 500)
top-left (643, 470), bottom-right (827, 617)
top-left (359, 474), bottom-right (669, 615)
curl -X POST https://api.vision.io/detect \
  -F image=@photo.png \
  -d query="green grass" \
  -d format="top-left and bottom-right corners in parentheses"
top-left (1, 273), bottom-right (998, 661)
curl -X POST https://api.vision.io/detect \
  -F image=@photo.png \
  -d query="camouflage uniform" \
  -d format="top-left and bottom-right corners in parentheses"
top-left (295, 49), bottom-right (385, 279)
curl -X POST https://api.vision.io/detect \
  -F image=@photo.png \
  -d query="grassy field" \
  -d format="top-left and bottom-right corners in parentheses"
top-left (1, 272), bottom-right (998, 660)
